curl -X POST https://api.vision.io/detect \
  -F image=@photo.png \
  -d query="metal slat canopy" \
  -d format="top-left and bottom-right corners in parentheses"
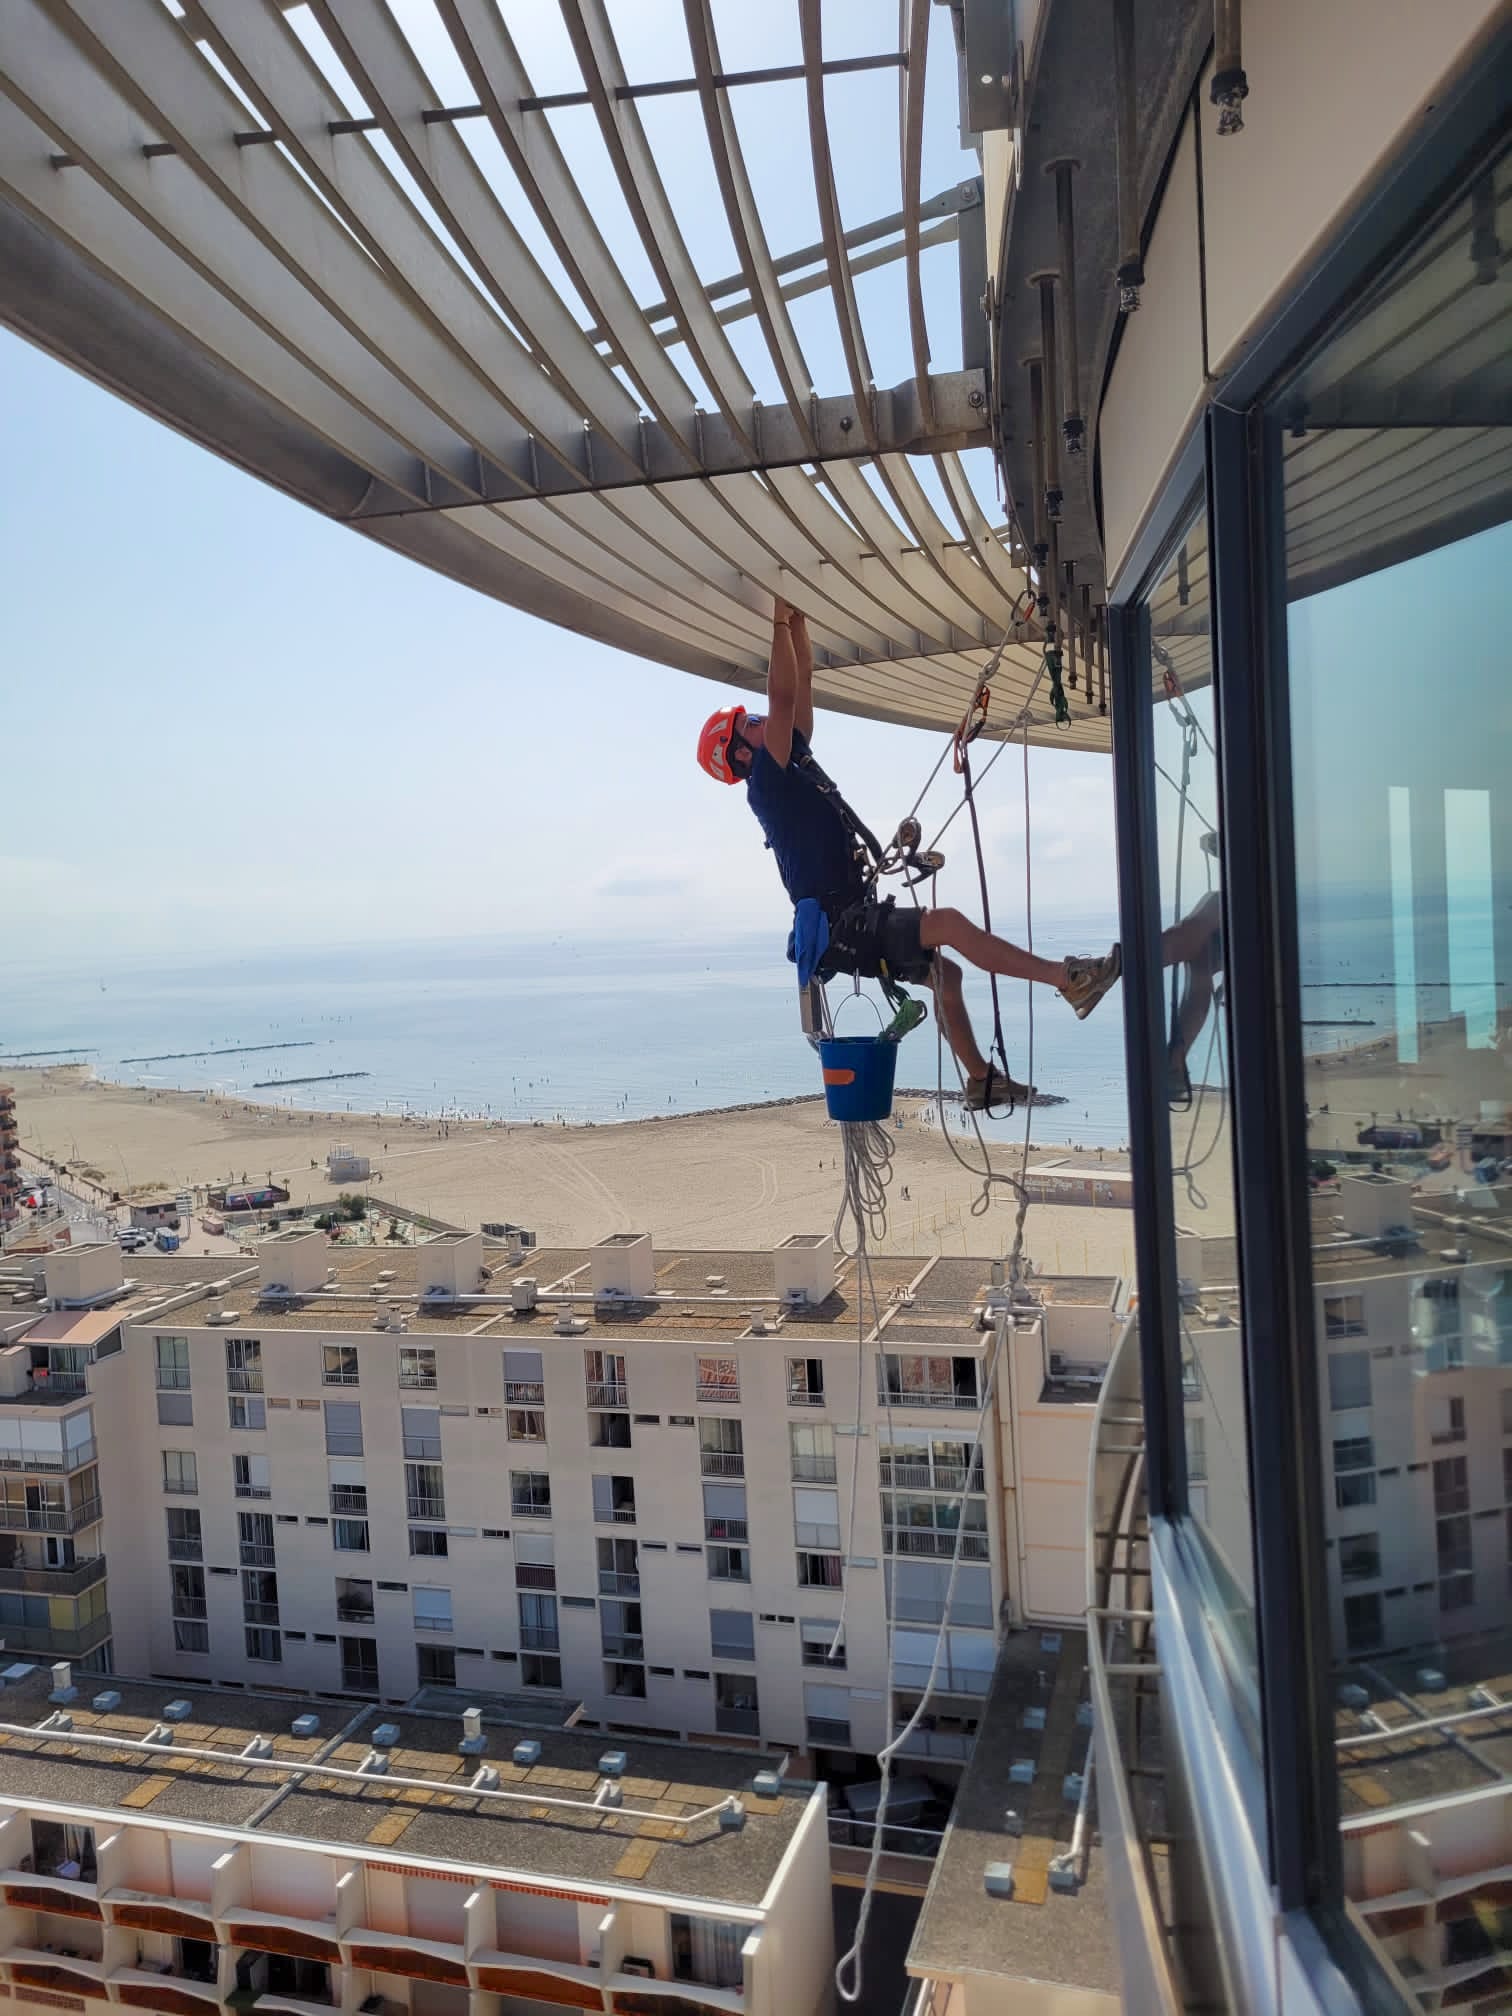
top-left (0, 0), bottom-right (1114, 751)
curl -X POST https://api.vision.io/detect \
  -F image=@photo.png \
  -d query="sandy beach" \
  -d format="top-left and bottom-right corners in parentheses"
top-left (8, 1066), bottom-right (1158, 1275)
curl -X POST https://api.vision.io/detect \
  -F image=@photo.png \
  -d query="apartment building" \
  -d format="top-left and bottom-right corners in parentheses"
top-left (0, 1227), bottom-right (1124, 1787)
top-left (1180, 1175), bottom-right (1512, 1667)
top-left (0, 1659), bottom-right (831, 2016)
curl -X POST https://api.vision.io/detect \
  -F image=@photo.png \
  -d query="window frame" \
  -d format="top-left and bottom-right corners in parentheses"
top-left (1106, 50), bottom-right (1512, 1995)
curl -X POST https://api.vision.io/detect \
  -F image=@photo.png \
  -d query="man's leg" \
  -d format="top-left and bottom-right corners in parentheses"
top-left (933, 956), bottom-right (1034, 1106)
top-left (1161, 892), bottom-right (1223, 1106)
top-left (920, 907), bottom-right (1066, 987)
top-left (920, 906), bottom-right (1121, 1018)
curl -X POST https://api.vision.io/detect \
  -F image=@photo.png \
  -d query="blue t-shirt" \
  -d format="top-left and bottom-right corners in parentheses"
top-left (746, 729), bottom-right (864, 914)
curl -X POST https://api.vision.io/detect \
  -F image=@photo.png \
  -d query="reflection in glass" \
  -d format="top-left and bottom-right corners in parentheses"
top-left (1147, 512), bottom-right (1258, 1684)
top-left (1280, 145), bottom-right (1510, 2004)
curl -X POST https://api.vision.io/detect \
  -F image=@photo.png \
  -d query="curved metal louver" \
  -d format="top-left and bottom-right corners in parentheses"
top-left (0, 0), bottom-right (1113, 750)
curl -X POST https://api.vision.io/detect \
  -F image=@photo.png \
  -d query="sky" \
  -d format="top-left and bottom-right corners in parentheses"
top-left (0, 2), bottom-right (1117, 972)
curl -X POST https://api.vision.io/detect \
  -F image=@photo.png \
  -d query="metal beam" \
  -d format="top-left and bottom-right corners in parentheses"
top-left (352, 371), bottom-right (992, 517)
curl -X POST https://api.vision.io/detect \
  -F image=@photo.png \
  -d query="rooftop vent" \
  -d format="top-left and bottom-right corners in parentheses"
top-left (206, 1309), bottom-right (241, 1326)
top-left (49, 1662), bottom-right (76, 1704)
top-left (753, 1769), bottom-right (782, 1799)
top-left (91, 1690), bottom-right (121, 1714)
top-left (599, 1749), bottom-right (627, 1778)
top-left (144, 1724), bottom-right (175, 1748)
top-left (774, 1232), bottom-right (834, 1308)
top-left (242, 1735), bottom-right (274, 1760)
top-left (291, 1713), bottom-right (320, 1738)
top-left (1009, 1759), bottom-right (1035, 1785)
top-left (472, 1763), bottom-right (500, 1791)
top-left (513, 1739), bottom-right (542, 1768)
top-left (554, 1312), bottom-right (589, 1336)
top-left (718, 1800), bottom-right (745, 1833)
top-left (359, 1749), bottom-right (389, 1775)
top-left (1337, 1684), bottom-right (1369, 1711)
top-left (984, 1861), bottom-right (1014, 1899)
top-left (377, 1269), bottom-right (396, 1283)
top-left (371, 1721), bottom-right (400, 1748)
top-left (459, 1706), bottom-right (486, 1756)
top-left (1417, 1668), bottom-right (1447, 1694)
top-left (511, 1278), bottom-right (539, 1312)
top-left (163, 1700), bottom-right (192, 1723)
top-left (1469, 1686), bottom-right (1498, 1710)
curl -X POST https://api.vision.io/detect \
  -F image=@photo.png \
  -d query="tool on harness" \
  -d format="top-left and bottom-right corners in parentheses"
top-left (1043, 636), bottom-right (1072, 728)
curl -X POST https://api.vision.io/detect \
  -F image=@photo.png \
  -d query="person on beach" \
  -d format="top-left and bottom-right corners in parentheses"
top-left (696, 597), bottom-right (1123, 1109)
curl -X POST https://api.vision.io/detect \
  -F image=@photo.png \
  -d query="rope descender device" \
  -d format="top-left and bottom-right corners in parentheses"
top-left (952, 679), bottom-right (992, 773)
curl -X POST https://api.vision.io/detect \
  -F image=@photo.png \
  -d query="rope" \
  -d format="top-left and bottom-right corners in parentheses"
top-left (834, 705), bottom-right (1041, 2009)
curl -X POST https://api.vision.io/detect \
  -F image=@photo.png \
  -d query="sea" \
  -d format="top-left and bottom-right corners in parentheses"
top-left (2, 927), bottom-right (1134, 1149)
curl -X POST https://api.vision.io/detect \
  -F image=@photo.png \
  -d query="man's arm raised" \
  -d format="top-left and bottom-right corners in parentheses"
top-left (763, 598), bottom-right (798, 768)
top-left (791, 608), bottom-right (814, 744)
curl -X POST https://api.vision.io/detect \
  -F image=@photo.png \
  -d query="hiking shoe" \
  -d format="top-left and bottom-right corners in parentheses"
top-left (964, 1065), bottom-right (1033, 1113)
top-left (1061, 945), bottom-right (1122, 1020)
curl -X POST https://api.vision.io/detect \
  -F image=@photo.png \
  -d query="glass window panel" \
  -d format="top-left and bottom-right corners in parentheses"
top-left (1275, 146), bottom-right (1511, 1995)
top-left (1147, 505), bottom-right (1258, 1680)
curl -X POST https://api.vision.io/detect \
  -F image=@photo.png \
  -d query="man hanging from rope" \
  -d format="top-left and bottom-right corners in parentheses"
top-left (696, 598), bottom-right (1122, 1110)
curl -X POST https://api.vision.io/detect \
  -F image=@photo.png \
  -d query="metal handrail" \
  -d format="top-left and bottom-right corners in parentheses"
top-left (699, 1451), bottom-right (744, 1477)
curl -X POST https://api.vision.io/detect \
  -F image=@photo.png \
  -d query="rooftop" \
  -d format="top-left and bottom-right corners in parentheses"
top-left (0, 1664), bottom-right (806, 1907)
top-left (110, 1245), bottom-right (998, 1344)
top-left (907, 1627), bottom-right (1118, 2000)
top-left (1335, 1632), bottom-right (1512, 1821)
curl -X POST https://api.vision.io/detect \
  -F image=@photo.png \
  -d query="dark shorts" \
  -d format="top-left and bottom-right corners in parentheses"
top-left (818, 897), bottom-right (934, 987)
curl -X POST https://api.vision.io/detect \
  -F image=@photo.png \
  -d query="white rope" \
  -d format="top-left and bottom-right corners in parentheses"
top-left (835, 709), bottom-right (1041, 2007)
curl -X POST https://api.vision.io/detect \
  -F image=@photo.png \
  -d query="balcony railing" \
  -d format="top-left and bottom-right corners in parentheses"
top-left (586, 1381), bottom-right (627, 1409)
top-left (336, 1600), bottom-right (375, 1623)
top-left (714, 1704), bottom-right (759, 1736)
top-left (790, 1455), bottom-right (837, 1483)
top-left (515, 1562), bottom-right (556, 1590)
top-left (407, 1496), bottom-right (447, 1522)
top-left (505, 1381), bottom-right (545, 1405)
top-left (510, 1498), bottom-right (550, 1520)
top-left (0, 1555), bottom-right (106, 1596)
top-left (519, 1624), bottom-right (559, 1651)
top-left (699, 1450), bottom-right (744, 1477)
top-left (786, 1386), bottom-right (825, 1408)
top-left (0, 1438), bottom-right (98, 1475)
top-left (696, 1381), bottom-right (740, 1404)
top-left (238, 1543), bottom-right (276, 1568)
top-left (601, 1633), bottom-right (644, 1660)
top-left (879, 1460), bottom-right (984, 1492)
top-left (329, 1488), bottom-right (367, 1515)
top-left (893, 1724), bottom-right (976, 1760)
top-left (226, 1368), bottom-right (263, 1394)
top-left (172, 1596), bottom-right (209, 1620)
top-left (242, 1601), bottom-right (280, 1626)
top-left (0, 1496), bottom-right (102, 1533)
top-left (885, 1528), bottom-right (990, 1559)
top-left (398, 1370), bottom-right (438, 1390)
top-left (155, 1369), bottom-right (191, 1392)
top-left (806, 1716), bottom-right (852, 1746)
top-left (234, 1483), bottom-right (271, 1501)
top-left (877, 1384), bottom-right (979, 1411)
top-left (598, 1569), bottom-right (640, 1596)
top-left (402, 1435), bottom-right (442, 1461)
top-left (0, 1610), bottom-right (112, 1656)
top-left (801, 1642), bottom-right (846, 1668)
top-left (704, 1517), bottom-right (748, 1541)
top-left (413, 1615), bottom-right (453, 1633)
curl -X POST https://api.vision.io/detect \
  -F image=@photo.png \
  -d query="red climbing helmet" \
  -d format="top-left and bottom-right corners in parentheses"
top-left (697, 704), bottom-right (748, 785)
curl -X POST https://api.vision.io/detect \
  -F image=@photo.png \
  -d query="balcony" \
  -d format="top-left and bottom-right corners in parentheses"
top-left (0, 1609), bottom-right (112, 1656)
top-left (587, 1380), bottom-right (627, 1408)
top-left (0, 1495), bottom-right (103, 1533)
top-left (226, 1369), bottom-right (263, 1395)
top-left (335, 1600), bottom-right (374, 1623)
top-left (505, 1381), bottom-right (545, 1405)
top-left (172, 1595), bottom-right (209, 1620)
top-left (234, 1484), bottom-right (271, 1502)
top-left (519, 1624), bottom-right (559, 1652)
top-left (704, 1517), bottom-right (748, 1541)
top-left (0, 1555), bottom-right (106, 1597)
top-left (398, 1370), bottom-right (437, 1391)
top-left (598, 1569), bottom-right (641, 1597)
top-left (700, 1451), bottom-right (744, 1478)
top-left (886, 1529), bottom-right (990, 1560)
top-left (406, 1497), bottom-right (447, 1523)
top-left (328, 1487), bottom-right (367, 1515)
top-left (790, 1455), bottom-right (837, 1483)
top-left (242, 1601), bottom-right (280, 1626)
top-left (877, 1384), bottom-right (978, 1411)
top-left (239, 1543), bottom-right (275, 1568)
top-left (787, 1386), bottom-right (825, 1408)
top-left (879, 1460), bottom-right (984, 1492)
top-left (0, 1437), bottom-right (99, 1475)
top-left (697, 1381), bottom-right (740, 1404)
top-left (806, 1715), bottom-right (852, 1746)
top-left (714, 1704), bottom-right (759, 1736)
top-left (601, 1633), bottom-right (644, 1660)
top-left (510, 1498), bottom-right (550, 1520)
top-left (515, 1562), bottom-right (556, 1590)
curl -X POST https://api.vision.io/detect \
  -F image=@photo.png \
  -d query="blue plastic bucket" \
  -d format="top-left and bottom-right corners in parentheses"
top-left (818, 1034), bottom-right (898, 1123)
